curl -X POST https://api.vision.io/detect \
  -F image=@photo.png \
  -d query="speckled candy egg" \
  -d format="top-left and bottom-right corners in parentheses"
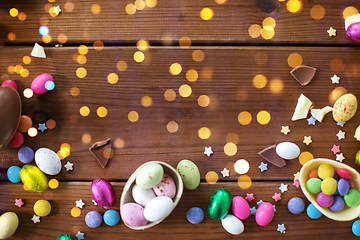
top-left (0, 212), bottom-right (19, 239)
top-left (221, 214), bottom-right (244, 235)
top-left (152, 173), bottom-right (176, 198)
top-left (91, 178), bottom-right (116, 208)
top-left (20, 165), bottom-right (48, 192)
top-left (135, 163), bottom-right (164, 189)
top-left (35, 148), bottom-right (61, 175)
top-left (121, 203), bottom-right (148, 226)
top-left (275, 142), bottom-right (300, 160)
top-left (255, 202), bottom-right (274, 226)
top-left (132, 184), bottom-right (156, 207)
top-left (176, 159), bottom-right (200, 190)
top-left (333, 93), bottom-right (357, 122)
top-left (144, 196), bottom-right (174, 222)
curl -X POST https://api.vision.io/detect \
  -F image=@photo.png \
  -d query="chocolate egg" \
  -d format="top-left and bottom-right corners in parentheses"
top-left (91, 178), bottom-right (116, 208)
top-left (20, 165), bottom-right (48, 192)
top-left (208, 188), bottom-right (231, 220)
top-left (0, 86), bottom-right (21, 149)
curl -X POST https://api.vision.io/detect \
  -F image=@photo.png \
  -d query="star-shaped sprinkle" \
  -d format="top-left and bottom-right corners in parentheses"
top-left (336, 130), bottom-right (345, 140)
top-left (204, 147), bottom-right (213, 156)
top-left (259, 162), bottom-right (268, 172)
top-left (76, 231), bottom-right (85, 240)
top-left (327, 27), bottom-right (336, 37)
top-left (336, 153), bottom-right (345, 162)
top-left (31, 215), bottom-right (40, 223)
top-left (15, 198), bottom-right (24, 207)
top-left (64, 161), bottom-right (74, 171)
top-left (331, 74), bottom-right (340, 84)
top-left (250, 206), bottom-right (257, 215)
top-left (221, 167), bottom-right (230, 177)
top-left (337, 122), bottom-right (346, 127)
top-left (38, 123), bottom-right (47, 132)
top-left (293, 172), bottom-right (300, 181)
top-left (272, 193), bottom-right (282, 202)
top-left (293, 180), bottom-right (300, 188)
top-left (92, 199), bottom-right (98, 206)
top-left (281, 126), bottom-right (290, 135)
top-left (273, 205), bottom-right (276, 212)
top-left (277, 223), bottom-right (286, 233)
top-left (257, 200), bottom-right (264, 206)
top-left (53, 5), bottom-right (62, 15)
top-left (303, 136), bottom-right (312, 145)
top-left (279, 183), bottom-right (288, 193)
top-left (245, 193), bottom-right (255, 202)
top-left (76, 199), bottom-right (85, 208)
top-left (331, 145), bottom-right (340, 154)
top-left (307, 116), bottom-right (316, 125)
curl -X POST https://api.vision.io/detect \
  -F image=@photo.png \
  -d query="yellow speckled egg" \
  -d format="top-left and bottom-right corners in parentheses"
top-left (333, 93), bottom-right (357, 122)
top-left (20, 165), bottom-right (48, 192)
top-left (0, 212), bottom-right (19, 239)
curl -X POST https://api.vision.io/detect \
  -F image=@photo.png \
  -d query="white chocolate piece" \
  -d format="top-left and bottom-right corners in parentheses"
top-left (345, 13), bottom-right (360, 31)
top-left (354, 125), bottom-right (360, 141)
top-left (292, 94), bottom-right (312, 121)
top-left (30, 43), bottom-right (46, 58)
top-left (322, 106), bottom-right (333, 114)
top-left (310, 106), bottom-right (333, 122)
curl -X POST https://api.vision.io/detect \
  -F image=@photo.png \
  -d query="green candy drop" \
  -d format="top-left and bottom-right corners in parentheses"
top-left (306, 178), bottom-right (322, 194)
top-left (344, 189), bottom-right (360, 207)
top-left (56, 234), bottom-right (74, 240)
top-left (208, 188), bottom-right (231, 220)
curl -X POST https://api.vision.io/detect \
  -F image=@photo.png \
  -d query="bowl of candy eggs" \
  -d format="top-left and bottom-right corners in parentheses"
top-left (299, 158), bottom-right (360, 221)
top-left (120, 161), bottom-right (183, 230)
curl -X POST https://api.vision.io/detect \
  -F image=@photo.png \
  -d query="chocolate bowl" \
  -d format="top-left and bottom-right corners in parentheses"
top-left (299, 158), bottom-right (360, 221)
top-left (120, 161), bottom-right (183, 230)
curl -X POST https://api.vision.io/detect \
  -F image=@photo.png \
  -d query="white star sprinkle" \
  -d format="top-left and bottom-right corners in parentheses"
top-left (336, 130), bottom-right (345, 140)
top-left (221, 168), bottom-right (230, 177)
top-left (204, 147), bottom-right (213, 156)
top-left (64, 161), bottom-right (74, 171)
top-left (336, 153), bottom-right (345, 162)
top-left (76, 231), bottom-right (85, 240)
top-left (53, 5), bottom-right (62, 15)
top-left (327, 27), bottom-right (336, 37)
top-left (31, 214), bottom-right (40, 223)
top-left (279, 183), bottom-right (288, 193)
top-left (76, 199), bottom-right (85, 208)
top-left (277, 223), bottom-right (286, 233)
top-left (331, 74), bottom-right (340, 84)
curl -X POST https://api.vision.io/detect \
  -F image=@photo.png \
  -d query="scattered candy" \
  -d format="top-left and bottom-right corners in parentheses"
top-left (352, 220), bottom-right (360, 237)
top-left (76, 199), bottom-right (85, 209)
top-left (306, 178), bottom-right (322, 194)
top-left (327, 27), bottom-right (336, 36)
top-left (31, 73), bottom-right (54, 95)
top-left (292, 94), bottom-right (312, 121)
top-left (277, 223), bottom-right (286, 233)
top-left (303, 136), bottom-right (312, 145)
top-left (35, 147), bottom-right (62, 175)
top-left (9, 131), bottom-right (24, 148)
top-left (338, 122), bottom-right (346, 127)
top-left (57, 234), bottom-right (74, 240)
top-left (306, 203), bottom-right (322, 219)
top-left (91, 178), bottom-right (116, 208)
top-left (293, 180), bottom-right (300, 188)
top-left (307, 116), bottom-right (316, 125)
top-left (333, 93), bottom-right (357, 122)
top-left (310, 106), bottom-right (333, 122)
top-left (276, 142), bottom-right (300, 160)
top-left (64, 161), bottom-right (74, 171)
top-left (288, 197), bottom-right (305, 214)
top-left (255, 202), bottom-right (274, 226)
top-left (92, 200), bottom-right (98, 206)
top-left (245, 193), bottom-right (254, 202)
top-left (38, 123), bottom-right (47, 132)
top-left (18, 115), bottom-right (32, 133)
top-left (0, 212), bottom-right (19, 239)
top-left (20, 165), bottom-right (48, 192)
top-left (344, 189), bottom-right (360, 207)
top-left (75, 231), bottom-right (85, 240)
top-left (7, 166), bottom-right (21, 183)
top-left (1, 79), bottom-right (18, 90)
top-left (121, 202), bottom-right (147, 227)
top-left (272, 193), bottom-right (281, 202)
top-left (232, 196), bottom-right (250, 220)
top-left (330, 74), bottom-right (340, 84)
top-left (258, 162), bottom-right (268, 172)
top-left (294, 172), bottom-right (300, 181)
top-left (338, 178), bottom-right (350, 196)
top-left (221, 214), bottom-right (244, 235)
top-left (89, 138), bottom-right (112, 168)
top-left (279, 183), bottom-right (288, 193)
top-left (53, 5), bottom-right (62, 15)
top-left (144, 196), bottom-right (173, 222)
top-left (85, 211), bottom-right (102, 228)
top-left (31, 214), bottom-right (40, 223)
top-left (336, 153), bottom-right (345, 162)
top-left (258, 144), bottom-right (286, 167)
top-left (186, 207), bottom-right (204, 224)
top-left (15, 198), bottom-right (24, 208)
top-left (318, 163), bottom-right (335, 179)
top-left (257, 200), bottom-right (264, 206)
top-left (316, 192), bottom-right (334, 207)
top-left (250, 206), bottom-right (257, 215)
top-left (34, 200), bottom-right (51, 217)
top-left (18, 146), bottom-right (34, 163)
top-left (290, 65), bottom-right (316, 86)
top-left (204, 147), bottom-right (213, 156)
top-left (153, 173), bottom-right (176, 198)
top-left (208, 188), bottom-right (231, 220)
top-left (336, 130), bottom-right (345, 140)
top-left (337, 168), bottom-right (353, 179)
top-left (30, 43), bottom-right (46, 58)
top-left (321, 177), bottom-right (337, 195)
top-left (177, 159), bottom-right (200, 190)
top-left (281, 126), bottom-right (290, 135)
top-left (331, 145), bottom-right (340, 154)
top-left (329, 195), bottom-right (345, 212)
top-left (103, 209), bottom-right (120, 226)
top-left (221, 167), bottom-right (230, 177)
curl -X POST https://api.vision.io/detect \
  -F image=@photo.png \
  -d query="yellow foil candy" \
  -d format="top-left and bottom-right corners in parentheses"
top-left (20, 165), bottom-right (48, 192)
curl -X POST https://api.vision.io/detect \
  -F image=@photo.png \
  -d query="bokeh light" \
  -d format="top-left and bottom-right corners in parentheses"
top-left (299, 151), bottom-right (314, 165)
top-left (234, 159), bottom-right (250, 174)
top-left (46, 119), bottom-right (56, 129)
top-left (186, 69), bottom-right (198, 82)
top-left (169, 63), bottom-right (182, 75)
top-left (135, 0), bottom-right (146, 10)
top-left (192, 50), bottom-right (205, 62)
top-left (39, 26), bottom-right (49, 36)
top-left (179, 36), bottom-right (191, 49)
top-left (329, 87), bottom-right (347, 104)
top-left (45, 81), bottom-right (55, 91)
top-left (71, 207), bottom-right (81, 217)
top-left (9, 8), bottom-right (19, 17)
top-left (248, 24), bottom-right (261, 38)
top-left (76, 67), bottom-right (87, 78)
top-left (8, 32), bottom-right (16, 41)
top-left (14, 65), bottom-right (23, 74)
top-left (48, 179), bottom-right (59, 189)
top-left (7, 65), bottom-right (15, 74)
top-left (137, 39), bottom-right (149, 51)
top-left (226, 132), bottom-right (239, 144)
top-left (287, 0), bottom-right (302, 13)
top-left (310, 5), bottom-right (325, 20)
top-left (91, 4), bottom-right (101, 14)
top-left (28, 127), bottom-right (38, 137)
top-left (60, 143), bottom-right (71, 158)
top-left (238, 175), bottom-right (252, 189)
top-left (20, 69), bottom-right (29, 78)
top-left (103, 148), bottom-right (114, 159)
top-left (65, 2), bottom-right (75, 12)
top-left (126, 4), bottom-right (136, 15)
top-left (252, 74), bottom-right (268, 88)
top-left (77, 55), bottom-right (87, 65)
top-left (287, 53), bottom-right (303, 68)
top-left (81, 133), bottom-right (92, 144)
top-left (18, 12), bottom-right (26, 21)
top-left (238, 111), bottom-right (252, 125)
top-left (145, 0), bottom-right (157, 7)
top-left (114, 138), bottom-right (125, 148)
top-left (93, 40), bottom-right (104, 51)
top-left (215, 0), bottom-right (227, 4)
top-left (128, 111), bottom-right (139, 122)
top-left (167, 121), bottom-right (179, 133)
top-left (179, 84), bottom-right (192, 97)
top-left (133, 51), bottom-right (145, 62)
top-left (343, 6), bottom-right (358, 20)
top-left (141, 96), bottom-right (152, 107)
top-left (224, 142), bottom-right (237, 156)
top-left (97, 106), bottom-right (108, 117)
top-left (263, 17), bottom-right (276, 30)
top-left (23, 88), bottom-right (33, 98)
top-left (198, 127), bottom-right (211, 139)
top-left (205, 171), bottom-right (218, 184)
top-left (261, 28), bottom-right (275, 40)
top-left (42, 35), bottom-right (52, 44)
top-left (79, 106), bottom-right (90, 117)
top-left (200, 7), bottom-right (213, 20)
top-left (58, 34), bottom-right (67, 44)
top-left (78, 45), bottom-right (88, 55)
top-left (70, 87), bottom-right (80, 97)
top-left (257, 111), bottom-right (271, 125)
top-left (164, 89), bottom-right (176, 101)
top-left (117, 61), bottom-right (127, 71)
top-left (107, 73), bottom-right (119, 84)
top-left (198, 95), bottom-right (210, 107)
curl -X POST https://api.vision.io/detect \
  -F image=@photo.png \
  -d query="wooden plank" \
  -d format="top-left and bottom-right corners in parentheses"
top-left (0, 46), bottom-right (360, 181)
top-left (0, 0), bottom-right (357, 45)
top-left (0, 181), bottom-right (356, 239)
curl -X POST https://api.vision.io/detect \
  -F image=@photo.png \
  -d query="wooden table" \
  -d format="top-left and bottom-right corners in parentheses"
top-left (1, 0), bottom-right (360, 239)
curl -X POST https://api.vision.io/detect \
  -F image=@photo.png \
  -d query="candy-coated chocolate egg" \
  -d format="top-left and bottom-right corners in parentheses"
top-left (33, 199), bottom-right (51, 217)
top-left (329, 195), bottom-right (345, 212)
top-left (336, 168), bottom-right (353, 179)
top-left (144, 196), bottom-right (173, 222)
top-left (232, 196), bottom-right (250, 220)
top-left (318, 163), bottom-right (334, 180)
top-left (288, 197), bottom-right (305, 214)
top-left (306, 203), bottom-right (322, 219)
top-left (153, 173), bottom-right (176, 198)
top-left (338, 178), bottom-right (350, 196)
top-left (91, 178), bottom-right (116, 208)
top-left (18, 146), bottom-right (34, 163)
top-left (344, 189), bottom-right (360, 207)
top-left (9, 131), bottom-right (23, 148)
top-left (17, 115), bottom-right (32, 133)
top-left (221, 214), bottom-right (244, 235)
top-left (306, 178), bottom-right (322, 194)
top-left (136, 163), bottom-right (164, 189)
top-left (0, 86), bottom-right (21, 149)
top-left (353, 220), bottom-right (360, 237)
top-left (56, 234), bottom-right (74, 240)
top-left (275, 142), bottom-right (300, 160)
top-left (132, 184), bottom-right (156, 207)
top-left (333, 93), bottom-right (357, 122)
top-left (176, 159), bottom-right (200, 190)
top-left (0, 212), bottom-right (19, 239)
top-left (1, 79), bottom-right (18, 91)
top-left (85, 211), bottom-right (102, 228)
top-left (35, 148), bottom-right (61, 175)
top-left (121, 203), bottom-right (148, 227)
top-left (308, 168), bottom-right (319, 179)
top-left (20, 165), bottom-right (48, 192)
top-left (255, 202), bottom-right (274, 226)
top-left (7, 166), bottom-right (21, 183)
top-left (103, 209), bottom-right (120, 226)
top-left (31, 73), bottom-right (54, 95)
top-left (316, 192), bottom-right (334, 207)
top-left (321, 177), bottom-right (337, 195)
top-left (208, 188), bottom-right (231, 220)
top-left (187, 207), bottom-right (204, 224)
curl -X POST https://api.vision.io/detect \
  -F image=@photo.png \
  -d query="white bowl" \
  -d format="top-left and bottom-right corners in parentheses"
top-left (120, 161), bottom-right (183, 230)
top-left (299, 158), bottom-right (360, 221)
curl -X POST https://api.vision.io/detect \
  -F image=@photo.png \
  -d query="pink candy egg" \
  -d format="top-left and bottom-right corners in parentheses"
top-left (8, 131), bottom-right (24, 148)
top-left (255, 202), bottom-right (274, 226)
top-left (31, 73), bottom-right (54, 95)
top-left (152, 173), bottom-right (176, 198)
top-left (232, 196), bottom-right (250, 220)
top-left (337, 168), bottom-right (353, 179)
top-left (121, 202), bottom-right (148, 227)
top-left (1, 80), bottom-right (18, 91)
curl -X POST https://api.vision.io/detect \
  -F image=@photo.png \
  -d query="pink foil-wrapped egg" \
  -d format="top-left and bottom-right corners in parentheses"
top-left (345, 14), bottom-right (360, 44)
top-left (91, 178), bottom-right (116, 208)
top-left (31, 73), bottom-right (54, 95)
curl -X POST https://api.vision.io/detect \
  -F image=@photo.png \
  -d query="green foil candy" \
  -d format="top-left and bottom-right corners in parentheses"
top-left (56, 234), bottom-right (74, 240)
top-left (208, 188), bottom-right (231, 220)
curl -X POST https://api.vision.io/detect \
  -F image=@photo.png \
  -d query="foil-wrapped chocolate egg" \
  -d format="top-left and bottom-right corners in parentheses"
top-left (91, 178), bottom-right (116, 208)
top-left (345, 14), bottom-right (360, 44)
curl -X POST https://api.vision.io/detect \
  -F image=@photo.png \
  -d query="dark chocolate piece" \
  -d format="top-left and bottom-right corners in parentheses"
top-left (290, 65), bottom-right (317, 86)
top-left (89, 138), bottom-right (112, 168)
top-left (258, 145), bottom-right (286, 167)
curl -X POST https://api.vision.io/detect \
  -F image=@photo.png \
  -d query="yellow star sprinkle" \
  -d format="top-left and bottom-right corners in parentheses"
top-left (294, 172), bottom-right (300, 181)
top-left (281, 126), bottom-right (290, 135)
top-left (53, 6), bottom-right (62, 16)
top-left (327, 27), bottom-right (336, 37)
top-left (303, 136), bottom-right (312, 145)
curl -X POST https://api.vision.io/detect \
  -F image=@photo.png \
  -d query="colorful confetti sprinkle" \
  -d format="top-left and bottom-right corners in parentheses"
top-left (64, 161), bottom-right (74, 171)
top-left (279, 183), bottom-right (288, 193)
top-left (245, 193), bottom-right (255, 202)
top-left (204, 147), bottom-right (213, 156)
top-left (31, 214), bottom-right (40, 223)
top-left (221, 167), bottom-right (230, 177)
top-left (76, 199), bottom-right (85, 208)
top-left (331, 145), bottom-right (340, 154)
top-left (76, 231), bottom-right (85, 240)
top-left (277, 223), bottom-right (286, 233)
top-left (258, 162), bottom-right (268, 172)
top-left (281, 126), bottom-right (290, 135)
top-left (307, 116), bottom-right (316, 125)
top-left (336, 153), bottom-right (345, 162)
top-left (272, 193), bottom-right (282, 202)
top-left (293, 180), bottom-right (300, 188)
top-left (15, 198), bottom-right (24, 207)
top-left (327, 27), bottom-right (336, 36)
top-left (303, 136), bottom-right (312, 145)
top-left (336, 130), bottom-right (345, 140)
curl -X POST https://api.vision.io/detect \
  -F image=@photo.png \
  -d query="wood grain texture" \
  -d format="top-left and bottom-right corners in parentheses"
top-left (0, 0), bottom-right (357, 45)
top-left (0, 181), bottom-right (356, 240)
